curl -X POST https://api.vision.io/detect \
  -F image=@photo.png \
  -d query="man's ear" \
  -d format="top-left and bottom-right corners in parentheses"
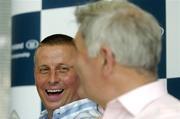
top-left (99, 46), bottom-right (115, 75)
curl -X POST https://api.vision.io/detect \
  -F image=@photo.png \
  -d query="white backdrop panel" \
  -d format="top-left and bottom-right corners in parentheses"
top-left (41, 6), bottom-right (78, 40)
top-left (10, 86), bottom-right (41, 119)
top-left (166, 0), bottom-right (180, 78)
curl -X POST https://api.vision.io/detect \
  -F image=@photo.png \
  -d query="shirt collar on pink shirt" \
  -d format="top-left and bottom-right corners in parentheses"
top-left (110, 79), bottom-right (167, 116)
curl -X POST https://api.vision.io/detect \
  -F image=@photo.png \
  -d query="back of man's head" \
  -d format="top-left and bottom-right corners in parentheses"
top-left (75, 1), bottom-right (161, 74)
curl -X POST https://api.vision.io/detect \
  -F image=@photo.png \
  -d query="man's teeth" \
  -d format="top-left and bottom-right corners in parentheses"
top-left (46, 89), bottom-right (64, 94)
top-left (47, 89), bottom-right (63, 93)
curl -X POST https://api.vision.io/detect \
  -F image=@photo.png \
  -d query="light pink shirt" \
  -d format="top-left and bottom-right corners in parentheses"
top-left (103, 79), bottom-right (180, 119)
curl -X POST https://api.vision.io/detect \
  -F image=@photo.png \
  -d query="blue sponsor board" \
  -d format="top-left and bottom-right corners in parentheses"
top-left (42, 0), bottom-right (97, 9)
top-left (11, 12), bottom-right (40, 86)
top-left (129, 0), bottom-right (166, 79)
top-left (167, 78), bottom-right (180, 99)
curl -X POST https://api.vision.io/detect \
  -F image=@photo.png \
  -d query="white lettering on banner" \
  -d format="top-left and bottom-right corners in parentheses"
top-left (12, 42), bottom-right (24, 50)
top-left (11, 39), bottom-right (39, 59)
top-left (12, 52), bottom-right (30, 59)
top-left (12, 39), bottom-right (39, 51)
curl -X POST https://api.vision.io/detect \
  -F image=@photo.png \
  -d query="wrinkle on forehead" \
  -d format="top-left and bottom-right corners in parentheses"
top-left (35, 45), bottom-right (77, 66)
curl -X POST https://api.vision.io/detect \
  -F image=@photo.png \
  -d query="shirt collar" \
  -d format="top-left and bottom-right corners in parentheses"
top-left (53, 98), bottom-right (94, 114)
top-left (40, 98), bottom-right (96, 119)
top-left (116, 79), bottom-right (167, 116)
top-left (39, 110), bottom-right (48, 119)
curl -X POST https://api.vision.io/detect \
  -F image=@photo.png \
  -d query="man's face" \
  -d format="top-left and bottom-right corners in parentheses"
top-left (74, 32), bottom-right (101, 100)
top-left (34, 45), bottom-right (79, 112)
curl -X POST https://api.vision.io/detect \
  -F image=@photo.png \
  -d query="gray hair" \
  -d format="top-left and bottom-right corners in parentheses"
top-left (75, 1), bottom-right (162, 73)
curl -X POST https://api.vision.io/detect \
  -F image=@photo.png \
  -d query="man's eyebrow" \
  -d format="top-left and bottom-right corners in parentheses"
top-left (56, 63), bottom-right (74, 68)
top-left (57, 63), bottom-right (65, 65)
top-left (57, 63), bottom-right (70, 66)
top-left (38, 65), bottom-right (49, 68)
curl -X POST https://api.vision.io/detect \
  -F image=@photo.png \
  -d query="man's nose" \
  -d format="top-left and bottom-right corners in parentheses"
top-left (48, 71), bottom-right (61, 85)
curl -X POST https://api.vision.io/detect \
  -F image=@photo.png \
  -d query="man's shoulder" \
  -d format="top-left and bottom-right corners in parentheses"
top-left (53, 98), bottom-right (100, 119)
top-left (55, 98), bottom-right (97, 112)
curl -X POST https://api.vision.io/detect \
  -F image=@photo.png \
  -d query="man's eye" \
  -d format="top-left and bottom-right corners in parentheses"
top-left (39, 68), bottom-right (49, 74)
top-left (58, 67), bottom-right (69, 73)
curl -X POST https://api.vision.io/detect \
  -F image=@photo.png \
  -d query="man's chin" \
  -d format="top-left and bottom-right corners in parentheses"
top-left (46, 103), bottom-right (63, 111)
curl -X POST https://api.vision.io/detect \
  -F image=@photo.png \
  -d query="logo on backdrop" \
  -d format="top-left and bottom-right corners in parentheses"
top-left (11, 39), bottom-right (39, 59)
top-left (25, 39), bottom-right (39, 50)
